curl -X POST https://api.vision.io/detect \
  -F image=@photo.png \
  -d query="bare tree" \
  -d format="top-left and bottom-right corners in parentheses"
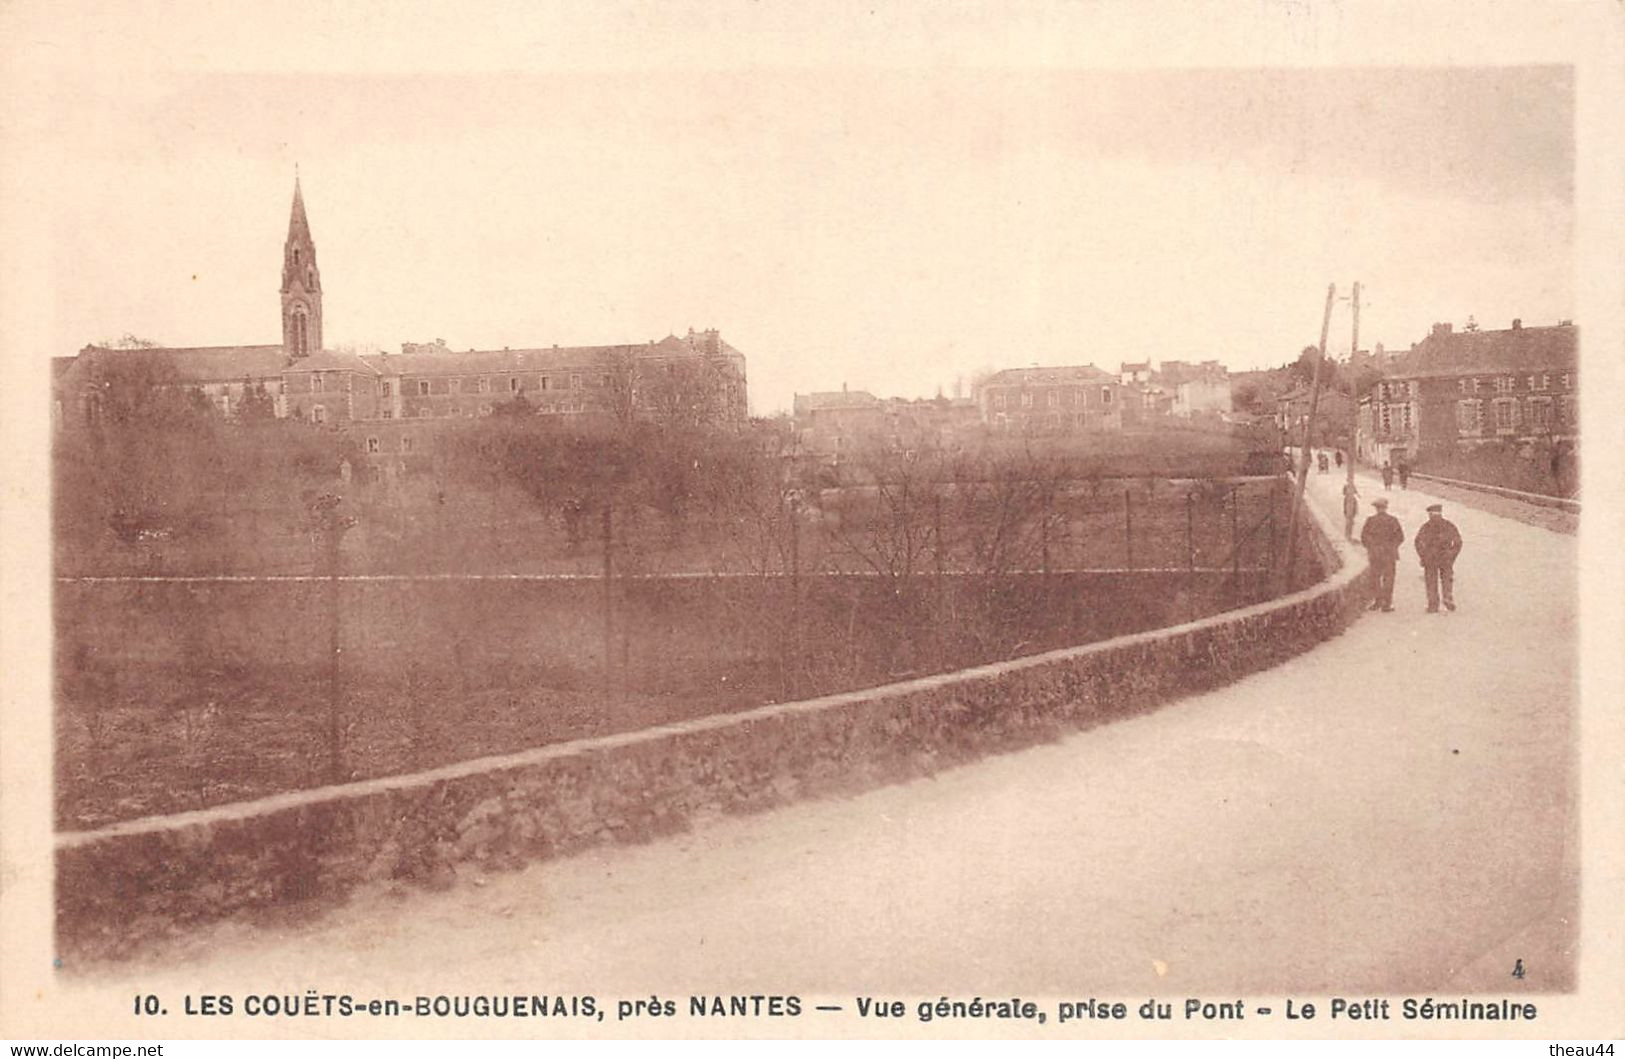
top-left (820, 449), bottom-right (945, 580)
top-left (643, 356), bottom-right (730, 429)
top-left (944, 448), bottom-right (1056, 575)
top-left (599, 348), bottom-right (640, 433)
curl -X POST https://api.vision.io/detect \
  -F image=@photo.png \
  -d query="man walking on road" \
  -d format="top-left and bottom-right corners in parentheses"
top-left (1381, 461), bottom-right (1395, 489)
top-left (1342, 481), bottom-right (1361, 540)
top-left (1415, 502), bottom-right (1463, 613)
top-left (1360, 497), bottom-right (1404, 612)
top-left (1397, 460), bottom-right (1411, 489)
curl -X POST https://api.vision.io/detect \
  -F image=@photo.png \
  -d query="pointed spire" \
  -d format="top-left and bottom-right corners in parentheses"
top-left (288, 169), bottom-right (310, 242)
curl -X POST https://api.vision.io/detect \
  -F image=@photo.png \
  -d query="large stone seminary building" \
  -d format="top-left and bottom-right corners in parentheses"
top-left (55, 179), bottom-right (750, 443)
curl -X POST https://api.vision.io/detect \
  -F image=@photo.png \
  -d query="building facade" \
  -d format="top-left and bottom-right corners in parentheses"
top-left (1356, 319), bottom-right (1577, 466)
top-left (56, 180), bottom-right (748, 437)
top-left (791, 386), bottom-right (978, 460)
top-left (1174, 377), bottom-right (1234, 418)
top-left (978, 365), bottom-right (1125, 434)
top-left (1275, 386), bottom-right (1356, 449)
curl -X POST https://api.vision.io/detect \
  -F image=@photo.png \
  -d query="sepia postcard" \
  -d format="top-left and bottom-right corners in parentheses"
top-left (2, 0), bottom-right (1623, 1045)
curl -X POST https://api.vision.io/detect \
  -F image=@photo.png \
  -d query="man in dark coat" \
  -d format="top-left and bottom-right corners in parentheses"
top-left (1359, 497), bottom-right (1404, 612)
top-left (1381, 460), bottom-right (1394, 489)
top-left (1397, 460), bottom-right (1411, 489)
top-left (1414, 502), bottom-right (1463, 612)
top-left (1342, 481), bottom-right (1361, 540)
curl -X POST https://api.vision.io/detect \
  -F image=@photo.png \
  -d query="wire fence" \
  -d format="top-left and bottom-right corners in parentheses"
top-left (55, 475), bottom-right (1299, 831)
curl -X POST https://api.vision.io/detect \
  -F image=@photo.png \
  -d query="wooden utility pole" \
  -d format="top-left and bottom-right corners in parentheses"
top-left (1347, 280), bottom-right (1361, 488)
top-left (1279, 283), bottom-right (1337, 592)
top-left (326, 528), bottom-right (343, 784)
top-left (1124, 488), bottom-right (1134, 569)
top-left (602, 503), bottom-right (613, 705)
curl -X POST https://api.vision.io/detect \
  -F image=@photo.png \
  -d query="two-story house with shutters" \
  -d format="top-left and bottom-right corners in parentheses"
top-left (1356, 319), bottom-right (1577, 467)
top-left (977, 365), bottom-right (1125, 434)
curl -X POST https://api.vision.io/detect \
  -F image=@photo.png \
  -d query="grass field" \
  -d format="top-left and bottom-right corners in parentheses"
top-left (55, 568), bottom-right (1276, 830)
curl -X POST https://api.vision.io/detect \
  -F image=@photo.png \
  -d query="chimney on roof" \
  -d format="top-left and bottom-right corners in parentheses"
top-left (1512, 318), bottom-right (1522, 330)
top-left (842, 381), bottom-right (848, 394)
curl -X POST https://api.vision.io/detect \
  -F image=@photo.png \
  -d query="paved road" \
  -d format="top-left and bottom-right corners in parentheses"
top-left (80, 468), bottom-right (1578, 999)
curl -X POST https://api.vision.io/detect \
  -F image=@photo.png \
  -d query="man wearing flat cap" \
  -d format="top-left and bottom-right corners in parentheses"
top-left (1359, 497), bottom-right (1404, 612)
top-left (1414, 503), bottom-right (1463, 613)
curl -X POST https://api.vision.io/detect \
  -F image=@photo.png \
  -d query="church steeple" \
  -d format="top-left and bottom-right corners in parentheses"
top-left (280, 171), bottom-right (322, 359)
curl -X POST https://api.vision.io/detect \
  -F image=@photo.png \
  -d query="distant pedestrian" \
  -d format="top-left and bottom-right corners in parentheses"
top-left (1359, 497), bottom-right (1404, 612)
top-left (1397, 461), bottom-right (1411, 489)
top-left (1318, 452), bottom-right (1329, 474)
top-left (1342, 481), bottom-right (1360, 540)
top-left (1335, 450), bottom-right (1344, 469)
top-left (1381, 461), bottom-right (1394, 490)
top-left (1414, 503), bottom-right (1463, 613)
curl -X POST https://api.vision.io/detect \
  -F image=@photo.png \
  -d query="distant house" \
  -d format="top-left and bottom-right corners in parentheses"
top-left (792, 387), bottom-right (883, 459)
top-left (792, 386), bottom-right (977, 460)
top-left (1174, 376), bottom-right (1234, 418)
top-left (978, 365), bottom-right (1124, 434)
top-left (1356, 319), bottom-right (1577, 466)
top-left (1108, 358), bottom-right (1233, 424)
top-left (1275, 386), bottom-right (1356, 449)
top-left (1119, 361), bottom-right (1153, 386)
top-left (1160, 360), bottom-right (1232, 419)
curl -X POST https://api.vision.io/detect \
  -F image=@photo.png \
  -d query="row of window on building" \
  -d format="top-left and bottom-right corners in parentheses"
top-left (300, 398), bottom-right (599, 424)
top-left (367, 372), bottom-right (604, 398)
top-left (294, 371), bottom-right (609, 397)
top-left (1454, 373), bottom-right (1572, 395)
top-left (1375, 374), bottom-right (1572, 403)
top-left (1454, 395), bottom-right (1576, 435)
top-left (1376, 394), bottom-right (1575, 437)
top-left (380, 397), bottom-right (596, 419)
top-left (989, 387), bottom-right (1116, 410)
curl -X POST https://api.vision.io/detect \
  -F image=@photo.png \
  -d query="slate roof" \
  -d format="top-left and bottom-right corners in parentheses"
top-left (63, 332), bottom-right (745, 386)
top-left (1388, 323), bottom-right (1577, 379)
top-left (74, 344), bottom-right (290, 383)
top-left (793, 390), bottom-right (881, 414)
top-left (284, 351), bottom-right (379, 374)
top-left (983, 364), bottom-right (1116, 387)
top-left (358, 334), bottom-right (721, 378)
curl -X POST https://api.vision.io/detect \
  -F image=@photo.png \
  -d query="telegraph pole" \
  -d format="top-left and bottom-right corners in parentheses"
top-left (1279, 283), bottom-right (1336, 592)
top-left (1347, 280), bottom-right (1361, 486)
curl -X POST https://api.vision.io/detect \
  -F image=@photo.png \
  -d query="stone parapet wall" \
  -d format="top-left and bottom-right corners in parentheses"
top-left (57, 500), bottom-right (1366, 960)
top-left (1408, 471), bottom-right (1580, 513)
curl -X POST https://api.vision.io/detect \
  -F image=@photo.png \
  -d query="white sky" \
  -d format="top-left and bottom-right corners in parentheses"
top-left (2, 5), bottom-right (1581, 414)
